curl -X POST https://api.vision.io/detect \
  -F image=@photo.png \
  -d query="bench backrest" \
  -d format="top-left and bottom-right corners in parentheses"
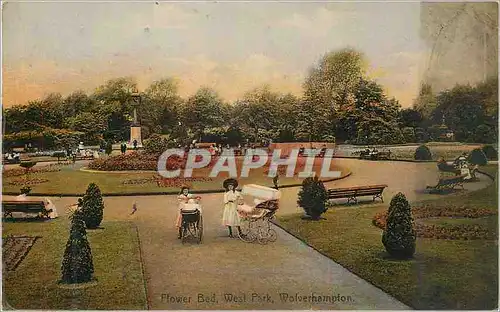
top-left (328, 184), bottom-right (387, 193)
top-left (3, 201), bottom-right (45, 213)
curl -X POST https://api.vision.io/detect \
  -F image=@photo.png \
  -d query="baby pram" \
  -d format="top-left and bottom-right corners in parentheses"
top-left (237, 184), bottom-right (280, 244)
top-left (180, 199), bottom-right (203, 244)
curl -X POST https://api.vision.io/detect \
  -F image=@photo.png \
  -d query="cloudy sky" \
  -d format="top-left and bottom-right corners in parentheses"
top-left (2, 1), bottom-right (426, 107)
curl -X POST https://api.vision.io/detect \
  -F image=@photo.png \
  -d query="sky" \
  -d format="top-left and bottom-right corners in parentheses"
top-left (2, 1), bottom-right (427, 108)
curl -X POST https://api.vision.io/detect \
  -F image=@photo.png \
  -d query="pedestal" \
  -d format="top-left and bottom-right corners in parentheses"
top-left (128, 126), bottom-right (143, 148)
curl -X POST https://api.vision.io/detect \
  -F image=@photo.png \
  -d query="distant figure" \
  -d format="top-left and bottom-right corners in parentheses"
top-left (133, 139), bottom-right (138, 150)
top-left (130, 202), bottom-right (138, 215)
top-left (273, 174), bottom-right (280, 190)
top-left (120, 143), bottom-right (127, 154)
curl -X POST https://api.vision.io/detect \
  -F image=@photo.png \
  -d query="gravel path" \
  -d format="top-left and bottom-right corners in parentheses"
top-left (43, 159), bottom-right (493, 310)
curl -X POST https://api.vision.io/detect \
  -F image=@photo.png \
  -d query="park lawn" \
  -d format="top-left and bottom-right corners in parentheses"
top-left (2, 218), bottom-right (147, 310)
top-left (388, 144), bottom-right (483, 160)
top-left (2, 164), bottom-right (349, 195)
top-left (277, 165), bottom-right (498, 310)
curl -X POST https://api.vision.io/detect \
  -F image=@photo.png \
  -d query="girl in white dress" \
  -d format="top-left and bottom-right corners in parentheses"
top-left (222, 178), bottom-right (243, 237)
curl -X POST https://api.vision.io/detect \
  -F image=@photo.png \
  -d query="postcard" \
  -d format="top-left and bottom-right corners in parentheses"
top-left (2, 1), bottom-right (498, 310)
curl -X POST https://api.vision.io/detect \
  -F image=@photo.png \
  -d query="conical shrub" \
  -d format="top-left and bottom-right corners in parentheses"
top-left (382, 193), bottom-right (416, 259)
top-left (61, 210), bottom-right (94, 283)
top-left (297, 176), bottom-right (328, 220)
top-left (81, 183), bottom-right (104, 229)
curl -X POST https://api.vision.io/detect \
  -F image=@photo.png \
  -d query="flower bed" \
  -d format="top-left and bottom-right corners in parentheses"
top-left (3, 164), bottom-right (62, 178)
top-left (372, 203), bottom-right (497, 240)
top-left (4, 178), bottom-right (50, 186)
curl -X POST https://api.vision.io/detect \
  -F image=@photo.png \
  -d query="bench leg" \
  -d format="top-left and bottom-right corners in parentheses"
top-left (373, 193), bottom-right (384, 202)
top-left (347, 196), bottom-right (357, 205)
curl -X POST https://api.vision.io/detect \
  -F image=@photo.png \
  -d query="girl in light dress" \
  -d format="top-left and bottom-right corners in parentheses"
top-left (176, 186), bottom-right (201, 239)
top-left (222, 178), bottom-right (244, 238)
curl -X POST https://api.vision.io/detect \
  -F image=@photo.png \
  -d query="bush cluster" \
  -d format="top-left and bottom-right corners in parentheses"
top-left (414, 145), bottom-right (432, 160)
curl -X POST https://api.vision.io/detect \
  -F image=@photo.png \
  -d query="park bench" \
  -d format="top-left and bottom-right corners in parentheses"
top-left (2, 200), bottom-right (51, 219)
top-left (426, 174), bottom-right (466, 193)
top-left (327, 184), bottom-right (388, 204)
top-left (359, 150), bottom-right (391, 160)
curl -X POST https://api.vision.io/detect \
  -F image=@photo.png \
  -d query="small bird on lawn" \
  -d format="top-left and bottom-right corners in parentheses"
top-left (131, 202), bottom-right (138, 215)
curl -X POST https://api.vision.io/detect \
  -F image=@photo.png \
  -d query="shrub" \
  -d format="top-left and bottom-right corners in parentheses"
top-left (20, 185), bottom-right (32, 195)
top-left (297, 176), bottom-right (328, 220)
top-left (414, 145), bottom-right (432, 160)
top-left (80, 183), bottom-right (104, 229)
top-left (467, 148), bottom-right (488, 166)
top-left (61, 210), bottom-right (94, 284)
top-left (144, 134), bottom-right (169, 155)
top-left (482, 145), bottom-right (498, 161)
top-left (382, 193), bottom-right (416, 259)
top-left (474, 124), bottom-right (494, 144)
top-left (52, 151), bottom-right (67, 160)
top-left (19, 161), bottom-right (37, 170)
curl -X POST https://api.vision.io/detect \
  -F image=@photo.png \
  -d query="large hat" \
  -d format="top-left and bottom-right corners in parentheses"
top-left (223, 178), bottom-right (238, 190)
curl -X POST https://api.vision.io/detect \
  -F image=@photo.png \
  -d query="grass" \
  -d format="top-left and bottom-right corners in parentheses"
top-left (2, 217), bottom-right (147, 309)
top-left (2, 162), bottom-right (349, 194)
top-left (277, 165), bottom-right (498, 310)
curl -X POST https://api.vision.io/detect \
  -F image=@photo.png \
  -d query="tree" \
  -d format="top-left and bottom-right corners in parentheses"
top-left (181, 87), bottom-right (226, 142)
top-left (65, 112), bottom-right (107, 145)
top-left (234, 85), bottom-right (281, 143)
top-left (399, 108), bottom-right (423, 128)
top-left (61, 209), bottom-right (94, 284)
top-left (382, 193), bottom-right (416, 259)
top-left (142, 78), bottom-right (183, 135)
top-left (92, 77), bottom-right (137, 142)
top-left (433, 84), bottom-right (484, 141)
top-left (413, 83), bottom-right (437, 119)
top-left (304, 48), bottom-right (365, 111)
top-left (297, 176), bottom-right (328, 220)
top-left (80, 183), bottom-right (105, 229)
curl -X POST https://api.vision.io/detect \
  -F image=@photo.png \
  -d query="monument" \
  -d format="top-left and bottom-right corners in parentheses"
top-left (128, 92), bottom-right (143, 149)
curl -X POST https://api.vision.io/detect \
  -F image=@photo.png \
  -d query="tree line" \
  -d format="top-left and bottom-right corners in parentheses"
top-left (3, 48), bottom-right (498, 150)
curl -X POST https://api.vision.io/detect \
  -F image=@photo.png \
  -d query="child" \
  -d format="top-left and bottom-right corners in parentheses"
top-left (222, 178), bottom-right (244, 238)
top-left (176, 186), bottom-right (200, 239)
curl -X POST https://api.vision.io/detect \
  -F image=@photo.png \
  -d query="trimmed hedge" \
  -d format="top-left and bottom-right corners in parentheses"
top-left (414, 145), bottom-right (432, 160)
top-left (467, 148), bottom-right (488, 166)
top-left (481, 145), bottom-right (498, 161)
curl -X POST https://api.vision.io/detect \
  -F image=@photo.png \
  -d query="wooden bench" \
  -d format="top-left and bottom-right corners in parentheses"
top-left (426, 174), bottom-right (466, 193)
top-left (2, 200), bottom-right (51, 219)
top-left (359, 150), bottom-right (391, 160)
top-left (327, 184), bottom-right (388, 204)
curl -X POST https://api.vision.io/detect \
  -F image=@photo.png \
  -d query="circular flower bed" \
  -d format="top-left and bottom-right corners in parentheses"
top-left (88, 152), bottom-right (220, 171)
top-left (372, 203), bottom-right (497, 240)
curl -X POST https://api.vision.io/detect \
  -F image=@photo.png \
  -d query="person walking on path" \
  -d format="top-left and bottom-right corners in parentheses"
top-left (222, 178), bottom-right (244, 238)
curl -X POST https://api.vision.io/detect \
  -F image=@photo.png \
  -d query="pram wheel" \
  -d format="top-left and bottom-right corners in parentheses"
top-left (238, 220), bottom-right (256, 242)
top-left (197, 216), bottom-right (203, 244)
top-left (180, 210), bottom-right (202, 244)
